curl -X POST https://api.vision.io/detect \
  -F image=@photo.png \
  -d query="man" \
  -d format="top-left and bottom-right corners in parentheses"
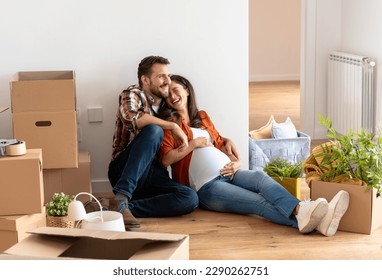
top-left (107, 56), bottom-right (199, 229)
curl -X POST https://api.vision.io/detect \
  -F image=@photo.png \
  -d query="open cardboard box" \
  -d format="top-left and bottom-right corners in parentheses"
top-left (3, 227), bottom-right (189, 260)
top-left (310, 180), bottom-right (382, 234)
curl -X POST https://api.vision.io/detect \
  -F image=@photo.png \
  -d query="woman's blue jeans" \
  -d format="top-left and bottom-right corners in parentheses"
top-left (108, 124), bottom-right (198, 218)
top-left (197, 170), bottom-right (299, 228)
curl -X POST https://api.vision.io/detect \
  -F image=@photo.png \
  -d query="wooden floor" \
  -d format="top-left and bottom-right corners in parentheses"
top-left (99, 81), bottom-right (382, 260)
top-left (249, 81), bottom-right (301, 131)
top-left (138, 183), bottom-right (382, 260)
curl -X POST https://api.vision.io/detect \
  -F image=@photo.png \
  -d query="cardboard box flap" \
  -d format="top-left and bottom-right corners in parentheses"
top-left (129, 238), bottom-right (189, 260)
top-left (29, 226), bottom-right (187, 241)
top-left (5, 227), bottom-right (189, 260)
top-left (5, 233), bottom-right (75, 257)
top-left (12, 71), bottom-right (74, 81)
top-left (0, 253), bottom-right (76, 260)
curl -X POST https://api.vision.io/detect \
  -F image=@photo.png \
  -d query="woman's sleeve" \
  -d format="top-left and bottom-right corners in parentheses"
top-left (200, 111), bottom-right (225, 149)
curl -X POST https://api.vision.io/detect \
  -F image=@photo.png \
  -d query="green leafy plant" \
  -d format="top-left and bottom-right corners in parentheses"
top-left (263, 158), bottom-right (303, 179)
top-left (45, 192), bottom-right (74, 216)
top-left (316, 114), bottom-right (382, 197)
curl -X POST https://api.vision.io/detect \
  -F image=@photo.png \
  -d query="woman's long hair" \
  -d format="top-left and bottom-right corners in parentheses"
top-left (157, 74), bottom-right (202, 128)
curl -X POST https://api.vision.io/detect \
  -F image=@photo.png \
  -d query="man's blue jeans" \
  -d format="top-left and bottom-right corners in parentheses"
top-left (197, 170), bottom-right (299, 228)
top-left (108, 124), bottom-right (198, 218)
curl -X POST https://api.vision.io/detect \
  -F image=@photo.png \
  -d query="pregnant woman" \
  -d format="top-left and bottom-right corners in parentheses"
top-left (158, 74), bottom-right (349, 237)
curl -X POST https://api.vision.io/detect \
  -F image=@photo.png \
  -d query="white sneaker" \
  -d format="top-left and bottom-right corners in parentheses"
top-left (316, 190), bottom-right (350, 237)
top-left (296, 198), bottom-right (328, 233)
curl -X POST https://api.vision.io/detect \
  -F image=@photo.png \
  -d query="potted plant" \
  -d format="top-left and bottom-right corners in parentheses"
top-left (307, 115), bottom-right (382, 234)
top-left (45, 192), bottom-right (75, 228)
top-left (263, 157), bottom-right (303, 199)
top-left (314, 114), bottom-right (382, 197)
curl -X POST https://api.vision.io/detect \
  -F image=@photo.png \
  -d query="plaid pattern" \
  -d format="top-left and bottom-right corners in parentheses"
top-left (111, 84), bottom-right (156, 159)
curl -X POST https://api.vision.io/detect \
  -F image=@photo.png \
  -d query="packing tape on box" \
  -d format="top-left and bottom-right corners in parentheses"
top-left (0, 139), bottom-right (27, 156)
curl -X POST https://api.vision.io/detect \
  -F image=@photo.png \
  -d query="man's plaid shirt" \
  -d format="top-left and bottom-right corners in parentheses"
top-left (111, 84), bottom-right (156, 160)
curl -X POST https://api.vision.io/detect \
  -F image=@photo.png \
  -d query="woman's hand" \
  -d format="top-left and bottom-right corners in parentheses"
top-left (171, 123), bottom-right (189, 151)
top-left (191, 137), bottom-right (213, 149)
top-left (220, 161), bottom-right (240, 180)
top-left (223, 137), bottom-right (240, 160)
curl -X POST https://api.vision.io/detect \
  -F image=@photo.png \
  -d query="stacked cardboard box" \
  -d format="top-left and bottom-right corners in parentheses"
top-left (0, 149), bottom-right (92, 252)
top-left (9, 70), bottom-right (92, 202)
top-left (43, 151), bottom-right (92, 203)
top-left (10, 70), bottom-right (78, 169)
top-left (0, 149), bottom-right (44, 215)
top-left (0, 149), bottom-right (47, 251)
top-left (0, 71), bottom-right (92, 252)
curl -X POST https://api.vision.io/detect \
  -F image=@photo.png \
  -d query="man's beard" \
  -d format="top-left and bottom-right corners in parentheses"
top-left (149, 83), bottom-right (169, 99)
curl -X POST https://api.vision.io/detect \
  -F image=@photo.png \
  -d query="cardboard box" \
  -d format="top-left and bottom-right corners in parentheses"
top-left (12, 111), bottom-right (78, 169)
top-left (43, 151), bottom-right (92, 204)
top-left (10, 71), bottom-right (76, 113)
top-left (0, 149), bottom-right (44, 215)
top-left (3, 227), bottom-right (189, 260)
top-left (310, 181), bottom-right (382, 234)
top-left (10, 70), bottom-right (78, 169)
top-left (0, 211), bottom-right (46, 252)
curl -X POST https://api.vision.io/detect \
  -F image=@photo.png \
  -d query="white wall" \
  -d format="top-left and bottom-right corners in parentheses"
top-left (340, 0), bottom-right (382, 132)
top-left (300, 0), bottom-right (341, 138)
top-left (301, 0), bottom-right (382, 138)
top-left (0, 0), bottom-right (248, 192)
top-left (249, 0), bottom-right (300, 81)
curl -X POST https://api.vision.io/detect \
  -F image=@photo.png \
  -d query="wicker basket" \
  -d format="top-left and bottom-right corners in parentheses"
top-left (249, 131), bottom-right (311, 171)
top-left (46, 215), bottom-right (75, 228)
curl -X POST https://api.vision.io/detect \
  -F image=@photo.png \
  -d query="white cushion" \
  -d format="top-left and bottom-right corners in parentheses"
top-left (249, 115), bottom-right (274, 139)
top-left (271, 117), bottom-right (298, 138)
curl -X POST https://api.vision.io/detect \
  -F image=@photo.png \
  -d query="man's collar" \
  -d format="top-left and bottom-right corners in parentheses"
top-left (146, 93), bottom-right (155, 105)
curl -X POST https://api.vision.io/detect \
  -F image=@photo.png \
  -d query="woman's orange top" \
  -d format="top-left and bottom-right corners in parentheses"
top-left (160, 110), bottom-right (225, 187)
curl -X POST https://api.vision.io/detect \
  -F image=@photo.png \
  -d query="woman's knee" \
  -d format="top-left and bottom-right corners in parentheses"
top-left (252, 170), bottom-right (270, 182)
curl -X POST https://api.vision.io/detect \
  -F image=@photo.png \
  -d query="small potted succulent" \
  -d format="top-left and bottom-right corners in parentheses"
top-left (45, 192), bottom-right (75, 228)
top-left (263, 157), bottom-right (303, 199)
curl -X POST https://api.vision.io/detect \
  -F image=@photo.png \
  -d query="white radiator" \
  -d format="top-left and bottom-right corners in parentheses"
top-left (327, 51), bottom-right (375, 135)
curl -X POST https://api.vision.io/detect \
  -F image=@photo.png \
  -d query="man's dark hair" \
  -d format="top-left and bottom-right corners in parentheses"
top-left (137, 56), bottom-right (170, 87)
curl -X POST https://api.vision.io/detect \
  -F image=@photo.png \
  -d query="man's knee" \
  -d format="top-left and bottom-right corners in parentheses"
top-left (180, 187), bottom-right (199, 213)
